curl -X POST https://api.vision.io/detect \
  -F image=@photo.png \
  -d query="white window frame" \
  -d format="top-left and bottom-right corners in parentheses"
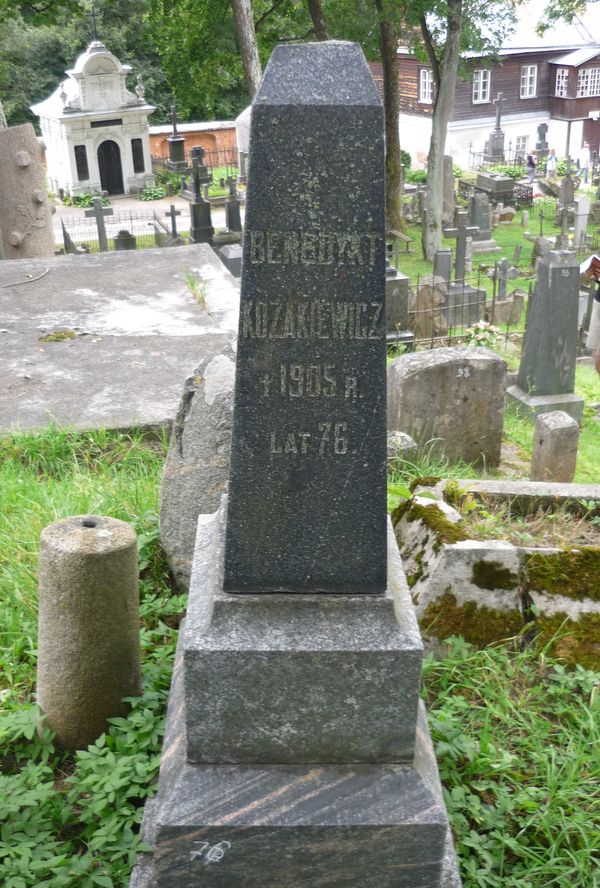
top-left (520, 65), bottom-right (537, 99)
top-left (577, 67), bottom-right (600, 97)
top-left (419, 68), bottom-right (433, 104)
top-left (555, 68), bottom-right (569, 97)
top-left (472, 69), bottom-right (491, 104)
top-left (515, 136), bottom-right (528, 156)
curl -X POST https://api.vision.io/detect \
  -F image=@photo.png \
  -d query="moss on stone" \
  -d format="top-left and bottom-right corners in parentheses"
top-left (536, 612), bottom-right (600, 670)
top-left (525, 548), bottom-right (600, 602)
top-left (443, 480), bottom-right (466, 508)
top-left (405, 503), bottom-right (468, 544)
top-left (38, 330), bottom-right (77, 342)
top-left (420, 590), bottom-right (523, 647)
top-left (472, 559), bottom-right (519, 591)
top-left (391, 499), bottom-right (411, 528)
top-left (409, 476), bottom-right (440, 492)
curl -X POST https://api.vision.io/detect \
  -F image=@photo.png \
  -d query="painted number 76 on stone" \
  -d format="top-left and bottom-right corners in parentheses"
top-left (190, 840), bottom-right (232, 864)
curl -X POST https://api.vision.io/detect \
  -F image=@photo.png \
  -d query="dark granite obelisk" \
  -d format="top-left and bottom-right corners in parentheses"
top-left (224, 42), bottom-right (387, 594)
top-left (507, 250), bottom-right (584, 421)
top-left (130, 42), bottom-right (461, 888)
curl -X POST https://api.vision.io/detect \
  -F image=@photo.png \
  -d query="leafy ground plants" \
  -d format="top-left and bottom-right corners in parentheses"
top-left (1, 427), bottom-right (599, 887)
top-left (424, 637), bottom-right (600, 887)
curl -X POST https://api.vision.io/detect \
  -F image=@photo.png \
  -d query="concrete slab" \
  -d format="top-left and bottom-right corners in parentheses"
top-left (0, 244), bottom-right (240, 433)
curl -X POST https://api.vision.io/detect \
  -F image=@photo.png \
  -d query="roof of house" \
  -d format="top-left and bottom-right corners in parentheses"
top-left (549, 47), bottom-right (600, 67)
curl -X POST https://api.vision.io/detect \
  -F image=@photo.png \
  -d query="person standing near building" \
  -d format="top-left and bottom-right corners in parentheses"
top-left (546, 148), bottom-right (557, 180)
top-left (578, 141), bottom-right (591, 184)
top-left (526, 150), bottom-right (537, 183)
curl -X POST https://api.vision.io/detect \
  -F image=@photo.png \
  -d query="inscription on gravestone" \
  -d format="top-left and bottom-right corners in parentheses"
top-left (224, 43), bottom-right (387, 593)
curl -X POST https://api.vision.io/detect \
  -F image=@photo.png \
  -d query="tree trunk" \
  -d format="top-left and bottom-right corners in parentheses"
top-left (307, 0), bottom-right (329, 40)
top-left (230, 0), bottom-right (262, 98)
top-left (375, 0), bottom-right (403, 232)
top-left (421, 0), bottom-right (462, 261)
top-left (0, 123), bottom-right (55, 260)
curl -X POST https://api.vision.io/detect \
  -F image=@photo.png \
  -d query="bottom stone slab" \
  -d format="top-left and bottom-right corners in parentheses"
top-left (130, 641), bottom-right (462, 888)
top-left (506, 384), bottom-right (585, 424)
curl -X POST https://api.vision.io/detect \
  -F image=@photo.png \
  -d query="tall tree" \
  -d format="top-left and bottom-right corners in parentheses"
top-left (406, 0), bottom-right (516, 260)
top-left (231, 0), bottom-right (262, 97)
top-left (419, 0), bottom-right (463, 260)
top-left (374, 0), bottom-right (403, 230)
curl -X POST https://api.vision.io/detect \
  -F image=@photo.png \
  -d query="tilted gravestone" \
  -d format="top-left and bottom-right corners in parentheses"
top-left (0, 123), bottom-right (55, 259)
top-left (508, 250), bottom-right (584, 422)
top-left (131, 41), bottom-right (461, 888)
top-left (159, 346), bottom-right (236, 592)
top-left (387, 347), bottom-right (506, 466)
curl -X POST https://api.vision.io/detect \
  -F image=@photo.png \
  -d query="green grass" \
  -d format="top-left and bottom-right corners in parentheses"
top-left (424, 637), bottom-right (600, 887)
top-left (502, 363), bottom-right (600, 484)
top-left (1, 426), bottom-right (599, 887)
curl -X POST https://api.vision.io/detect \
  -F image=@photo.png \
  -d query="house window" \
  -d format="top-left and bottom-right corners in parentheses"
top-left (555, 68), bottom-right (569, 97)
top-left (472, 69), bottom-right (490, 103)
top-left (520, 65), bottom-right (537, 98)
top-left (419, 69), bottom-right (433, 104)
top-left (131, 138), bottom-right (145, 174)
top-left (577, 67), bottom-right (600, 97)
top-left (515, 136), bottom-right (528, 155)
top-left (74, 144), bottom-right (89, 181)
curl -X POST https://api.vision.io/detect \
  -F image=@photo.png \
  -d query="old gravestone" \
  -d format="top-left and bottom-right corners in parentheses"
top-left (387, 347), bottom-right (506, 466)
top-left (131, 42), bottom-right (461, 888)
top-left (508, 250), bottom-right (585, 422)
top-left (468, 192), bottom-right (499, 253)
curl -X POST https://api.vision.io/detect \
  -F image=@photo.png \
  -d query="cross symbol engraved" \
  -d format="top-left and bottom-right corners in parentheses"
top-left (259, 373), bottom-right (272, 397)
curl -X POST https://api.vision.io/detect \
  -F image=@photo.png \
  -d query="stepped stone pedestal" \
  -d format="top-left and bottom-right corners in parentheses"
top-left (130, 506), bottom-right (461, 887)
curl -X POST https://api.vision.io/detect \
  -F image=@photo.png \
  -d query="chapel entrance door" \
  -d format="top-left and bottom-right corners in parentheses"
top-left (97, 140), bottom-right (124, 194)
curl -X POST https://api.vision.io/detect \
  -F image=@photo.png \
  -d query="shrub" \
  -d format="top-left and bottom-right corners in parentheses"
top-left (406, 169), bottom-right (427, 184)
top-left (140, 186), bottom-right (167, 201)
top-left (400, 149), bottom-right (411, 170)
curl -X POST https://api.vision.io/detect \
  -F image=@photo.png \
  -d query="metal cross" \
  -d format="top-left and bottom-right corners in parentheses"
top-left (87, 1), bottom-right (100, 41)
top-left (84, 197), bottom-right (113, 252)
top-left (165, 204), bottom-right (181, 238)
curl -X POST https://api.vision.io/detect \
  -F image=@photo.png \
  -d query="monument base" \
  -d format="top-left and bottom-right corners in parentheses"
top-left (129, 505), bottom-right (462, 886)
top-left (506, 384), bottom-right (585, 424)
top-left (130, 655), bottom-right (461, 888)
top-left (446, 283), bottom-right (486, 327)
top-left (471, 239), bottom-right (500, 253)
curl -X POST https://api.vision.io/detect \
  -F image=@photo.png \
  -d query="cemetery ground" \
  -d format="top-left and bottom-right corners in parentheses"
top-left (1, 378), bottom-right (599, 887)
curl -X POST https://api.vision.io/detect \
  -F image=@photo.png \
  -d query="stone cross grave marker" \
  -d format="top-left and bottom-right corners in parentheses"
top-left (225, 43), bottom-right (387, 593)
top-left (84, 197), bottom-right (113, 252)
top-left (493, 91), bottom-right (504, 131)
top-left (165, 204), bottom-right (181, 238)
top-left (188, 147), bottom-right (214, 243)
top-left (560, 160), bottom-right (576, 207)
top-left (444, 209), bottom-right (478, 281)
top-left (494, 257), bottom-right (519, 301)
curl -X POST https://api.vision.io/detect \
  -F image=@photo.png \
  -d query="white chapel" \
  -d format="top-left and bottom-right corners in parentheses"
top-left (31, 40), bottom-right (155, 197)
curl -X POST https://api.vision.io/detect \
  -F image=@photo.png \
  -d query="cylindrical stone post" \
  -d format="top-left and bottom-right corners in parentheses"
top-left (530, 410), bottom-right (580, 482)
top-left (37, 515), bottom-right (141, 749)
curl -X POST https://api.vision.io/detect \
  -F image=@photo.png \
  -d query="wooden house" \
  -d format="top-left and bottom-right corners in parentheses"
top-left (382, 0), bottom-right (600, 169)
